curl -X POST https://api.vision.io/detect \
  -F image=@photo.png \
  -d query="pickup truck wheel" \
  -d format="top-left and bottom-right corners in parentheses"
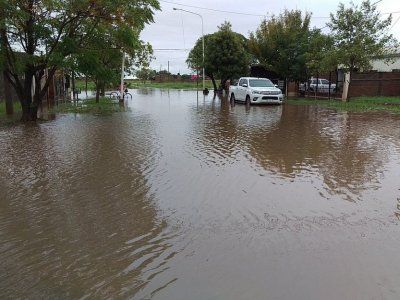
top-left (245, 95), bottom-right (251, 105)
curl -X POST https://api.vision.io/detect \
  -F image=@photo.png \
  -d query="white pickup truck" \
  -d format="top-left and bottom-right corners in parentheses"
top-left (229, 77), bottom-right (284, 105)
top-left (299, 78), bottom-right (336, 94)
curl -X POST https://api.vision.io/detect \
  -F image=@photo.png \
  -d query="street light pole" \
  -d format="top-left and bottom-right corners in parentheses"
top-left (120, 51), bottom-right (125, 102)
top-left (173, 8), bottom-right (205, 92)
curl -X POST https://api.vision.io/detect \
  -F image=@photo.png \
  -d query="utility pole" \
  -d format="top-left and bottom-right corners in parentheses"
top-left (173, 8), bottom-right (205, 92)
top-left (120, 51), bottom-right (125, 102)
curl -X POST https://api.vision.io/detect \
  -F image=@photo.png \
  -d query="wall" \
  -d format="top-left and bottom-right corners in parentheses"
top-left (348, 72), bottom-right (400, 98)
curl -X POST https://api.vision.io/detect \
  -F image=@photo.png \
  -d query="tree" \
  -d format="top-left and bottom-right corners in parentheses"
top-left (74, 24), bottom-right (154, 102)
top-left (187, 21), bottom-right (251, 91)
top-left (328, 0), bottom-right (397, 75)
top-left (249, 10), bottom-right (312, 83)
top-left (328, 0), bottom-right (398, 101)
top-left (0, 0), bottom-right (159, 121)
top-left (305, 29), bottom-right (336, 78)
top-left (136, 67), bottom-right (156, 83)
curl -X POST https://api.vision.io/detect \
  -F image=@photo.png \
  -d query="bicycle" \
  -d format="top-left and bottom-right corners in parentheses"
top-left (109, 90), bottom-right (132, 100)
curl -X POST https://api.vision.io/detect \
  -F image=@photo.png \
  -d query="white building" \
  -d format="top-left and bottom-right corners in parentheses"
top-left (370, 53), bottom-right (400, 72)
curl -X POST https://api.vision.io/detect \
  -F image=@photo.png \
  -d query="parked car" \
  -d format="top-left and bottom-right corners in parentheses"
top-left (229, 77), bottom-right (284, 105)
top-left (299, 78), bottom-right (336, 94)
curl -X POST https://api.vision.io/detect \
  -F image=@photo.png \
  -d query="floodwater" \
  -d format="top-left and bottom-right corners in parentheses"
top-left (1, 90), bottom-right (400, 299)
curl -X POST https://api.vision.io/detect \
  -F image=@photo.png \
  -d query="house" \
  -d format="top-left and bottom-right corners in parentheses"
top-left (370, 53), bottom-right (400, 72)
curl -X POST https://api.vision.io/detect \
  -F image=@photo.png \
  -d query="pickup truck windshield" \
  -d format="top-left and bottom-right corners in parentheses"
top-left (249, 79), bottom-right (274, 87)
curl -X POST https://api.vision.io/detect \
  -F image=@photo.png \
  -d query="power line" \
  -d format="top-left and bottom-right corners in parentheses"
top-left (153, 48), bottom-right (190, 50)
top-left (390, 14), bottom-right (400, 29)
top-left (161, 1), bottom-right (400, 19)
top-left (160, 0), bottom-right (265, 16)
top-left (372, 0), bottom-right (384, 5)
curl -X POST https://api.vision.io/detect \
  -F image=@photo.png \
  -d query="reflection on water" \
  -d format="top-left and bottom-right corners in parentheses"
top-left (1, 90), bottom-right (400, 299)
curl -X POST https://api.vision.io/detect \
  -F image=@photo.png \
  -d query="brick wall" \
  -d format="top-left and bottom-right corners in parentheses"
top-left (349, 72), bottom-right (400, 98)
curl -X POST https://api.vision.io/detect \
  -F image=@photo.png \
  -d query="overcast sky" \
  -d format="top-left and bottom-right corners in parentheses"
top-left (140, 0), bottom-right (400, 74)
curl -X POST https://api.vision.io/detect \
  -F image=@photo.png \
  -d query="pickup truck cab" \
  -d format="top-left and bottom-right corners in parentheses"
top-left (229, 77), bottom-right (284, 105)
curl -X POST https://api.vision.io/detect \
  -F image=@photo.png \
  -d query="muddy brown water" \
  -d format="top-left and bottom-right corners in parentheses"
top-left (1, 90), bottom-right (400, 299)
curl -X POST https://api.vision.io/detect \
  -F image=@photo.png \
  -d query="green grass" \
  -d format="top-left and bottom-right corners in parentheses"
top-left (0, 101), bottom-right (21, 115)
top-left (128, 80), bottom-right (215, 90)
top-left (287, 96), bottom-right (400, 113)
top-left (0, 101), bottom-right (22, 125)
top-left (75, 80), bottom-right (96, 91)
top-left (52, 97), bottom-right (127, 114)
top-left (75, 79), bottom-right (215, 91)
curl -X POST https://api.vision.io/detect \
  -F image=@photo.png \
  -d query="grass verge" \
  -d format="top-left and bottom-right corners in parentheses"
top-left (128, 80), bottom-right (215, 90)
top-left (75, 79), bottom-right (216, 90)
top-left (74, 80), bottom-right (96, 91)
top-left (287, 96), bottom-right (400, 113)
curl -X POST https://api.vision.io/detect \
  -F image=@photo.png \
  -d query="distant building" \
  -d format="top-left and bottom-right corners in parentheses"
top-left (369, 53), bottom-right (400, 72)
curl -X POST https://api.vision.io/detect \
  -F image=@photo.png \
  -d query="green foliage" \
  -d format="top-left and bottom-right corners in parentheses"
top-left (74, 79), bottom-right (96, 91)
top-left (305, 30), bottom-right (336, 76)
top-left (73, 23), bottom-right (154, 93)
top-left (328, 0), bottom-right (398, 72)
top-left (135, 67), bottom-right (157, 83)
top-left (187, 21), bottom-right (251, 83)
top-left (0, 0), bottom-right (159, 118)
top-left (249, 10), bottom-right (311, 81)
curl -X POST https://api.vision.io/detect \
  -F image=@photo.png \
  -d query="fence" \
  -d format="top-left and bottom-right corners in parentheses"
top-left (297, 70), bottom-right (344, 100)
top-left (348, 71), bottom-right (400, 98)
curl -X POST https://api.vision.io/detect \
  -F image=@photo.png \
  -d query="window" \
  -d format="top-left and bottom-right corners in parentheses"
top-left (321, 79), bottom-right (330, 84)
top-left (239, 79), bottom-right (248, 86)
top-left (311, 79), bottom-right (317, 84)
top-left (249, 79), bottom-right (274, 87)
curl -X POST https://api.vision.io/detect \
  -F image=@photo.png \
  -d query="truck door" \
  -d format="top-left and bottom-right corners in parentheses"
top-left (238, 78), bottom-right (248, 101)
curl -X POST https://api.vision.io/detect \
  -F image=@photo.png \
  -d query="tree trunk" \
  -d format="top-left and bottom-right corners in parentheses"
top-left (100, 83), bottom-right (105, 96)
top-left (3, 70), bottom-right (14, 115)
top-left (18, 68), bottom-right (35, 122)
top-left (21, 105), bottom-right (38, 121)
top-left (85, 76), bottom-right (88, 97)
top-left (221, 78), bottom-right (227, 93)
top-left (95, 87), bottom-right (100, 103)
top-left (210, 74), bottom-right (217, 91)
top-left (71, 71), bottom-right (76, 100)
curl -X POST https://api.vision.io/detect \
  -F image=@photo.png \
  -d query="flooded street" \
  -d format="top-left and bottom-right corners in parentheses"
top-left (1, 89), bottom-right (400, 299)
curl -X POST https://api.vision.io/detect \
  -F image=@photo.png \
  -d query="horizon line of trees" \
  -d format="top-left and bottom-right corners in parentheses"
top-left (187, 0), bottom-right (398, 97)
